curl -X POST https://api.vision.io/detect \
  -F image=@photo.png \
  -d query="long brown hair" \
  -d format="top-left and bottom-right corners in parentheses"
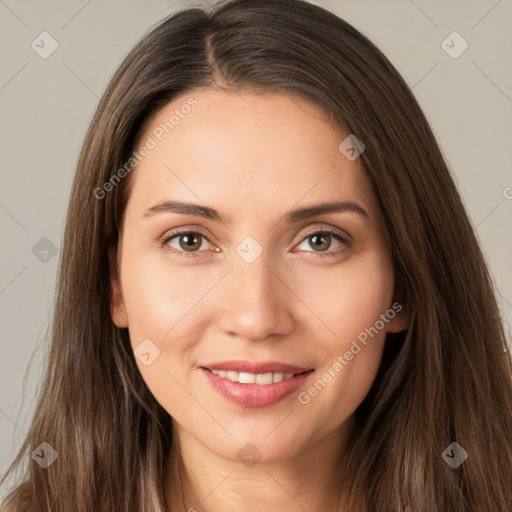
top-left (2, 0), bottom-right (511, 510)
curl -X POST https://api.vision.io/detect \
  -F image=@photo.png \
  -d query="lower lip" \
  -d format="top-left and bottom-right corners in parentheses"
top-left (199, 367), bottom-right (314, 408)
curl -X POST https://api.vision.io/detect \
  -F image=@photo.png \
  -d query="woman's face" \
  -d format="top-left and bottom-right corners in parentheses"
top-left (110, 89), bottom-right (407, 463)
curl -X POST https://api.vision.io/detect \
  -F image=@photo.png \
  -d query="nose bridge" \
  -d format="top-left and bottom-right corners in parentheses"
top-left (216, 249), bottom-right (295, 341)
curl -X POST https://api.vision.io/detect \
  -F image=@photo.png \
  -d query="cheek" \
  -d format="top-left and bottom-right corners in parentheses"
top-left (118, 248), bottom-right (200, 411)
top-left (294, 252), bottom-right (394, 421)
top-left (293, 250), bottom-right (395, 350)
top-left (119, 246), bottom-right (207, 339)
top-left (118, 245), bottom-right (220, 404)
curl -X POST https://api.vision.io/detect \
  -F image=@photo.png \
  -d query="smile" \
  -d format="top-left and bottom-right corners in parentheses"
top-left (199, 366), bottom-right (314, 407)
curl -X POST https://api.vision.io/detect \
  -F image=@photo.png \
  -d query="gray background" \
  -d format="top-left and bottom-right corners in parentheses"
top-left (1, 0), bottom-right (511, 491)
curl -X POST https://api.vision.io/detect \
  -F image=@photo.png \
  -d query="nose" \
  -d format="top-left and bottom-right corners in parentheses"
top-left (216, 252), bottom-right (295, 342)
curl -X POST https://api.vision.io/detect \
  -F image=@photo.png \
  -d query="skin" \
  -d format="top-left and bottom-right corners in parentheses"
top-left (110, 89), bottom-right (408, 512)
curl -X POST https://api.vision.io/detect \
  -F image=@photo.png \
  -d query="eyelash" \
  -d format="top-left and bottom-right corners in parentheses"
top-left (158, 227), bottom-right (352, 259)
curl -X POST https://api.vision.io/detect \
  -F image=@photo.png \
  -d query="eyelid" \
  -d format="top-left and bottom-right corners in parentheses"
top-left (297, 224), bottom-right (352, 244)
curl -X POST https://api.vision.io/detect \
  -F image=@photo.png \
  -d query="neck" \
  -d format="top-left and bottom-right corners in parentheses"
top-left (165, 415), bottom-right (355, 512)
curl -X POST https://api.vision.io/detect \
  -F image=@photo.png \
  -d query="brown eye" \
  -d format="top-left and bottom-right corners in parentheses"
top-left (294, 228), bottom-right (351, 258)
top-left (308, 233), bottom-right (332, 252)
top-left (161, 230), bottom-right (215, 257)
top-left (177, 232), bottom-right (203, 252)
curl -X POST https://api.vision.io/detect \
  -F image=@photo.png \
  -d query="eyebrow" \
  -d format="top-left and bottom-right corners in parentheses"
top-left (143, 199), bottom-right (370, 224)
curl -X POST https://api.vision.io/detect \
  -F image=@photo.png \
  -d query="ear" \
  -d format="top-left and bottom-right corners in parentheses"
top-left (386, 301), bottom-right (409, 333)
top-left (108, 243), bottom-right (129, 328)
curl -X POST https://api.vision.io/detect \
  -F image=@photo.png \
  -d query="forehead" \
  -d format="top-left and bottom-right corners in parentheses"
top-left (124, 89), bottom-right (375, 222)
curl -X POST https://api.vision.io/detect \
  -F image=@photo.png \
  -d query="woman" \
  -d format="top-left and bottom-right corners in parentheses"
top-left (1, 0), bottom-right (511, 510)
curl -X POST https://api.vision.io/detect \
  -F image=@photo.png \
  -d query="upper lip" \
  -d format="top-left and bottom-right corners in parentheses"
top-left (201, 360), bottom-right (314, 374)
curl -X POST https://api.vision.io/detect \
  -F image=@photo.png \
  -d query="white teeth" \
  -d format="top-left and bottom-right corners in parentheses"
top-left (239, 372), bottom-right (256, 384)
top-left (209, 369), bottom-right (299, 384)
top-left (272, 372), bottom-right (284, 383)
top-left (226, 371), bottom-right (239, 381)
top-left (255, 373), bottom-right (273, 385)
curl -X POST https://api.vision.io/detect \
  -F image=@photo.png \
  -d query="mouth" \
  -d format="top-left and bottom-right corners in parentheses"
top-left (198, 361), bottom-right (315, 407)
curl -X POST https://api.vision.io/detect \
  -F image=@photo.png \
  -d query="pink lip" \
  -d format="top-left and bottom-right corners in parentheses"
top-left (200, 360), bottom-right (313, 374)
top-left (199, 366), bottom-right (315, 408)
